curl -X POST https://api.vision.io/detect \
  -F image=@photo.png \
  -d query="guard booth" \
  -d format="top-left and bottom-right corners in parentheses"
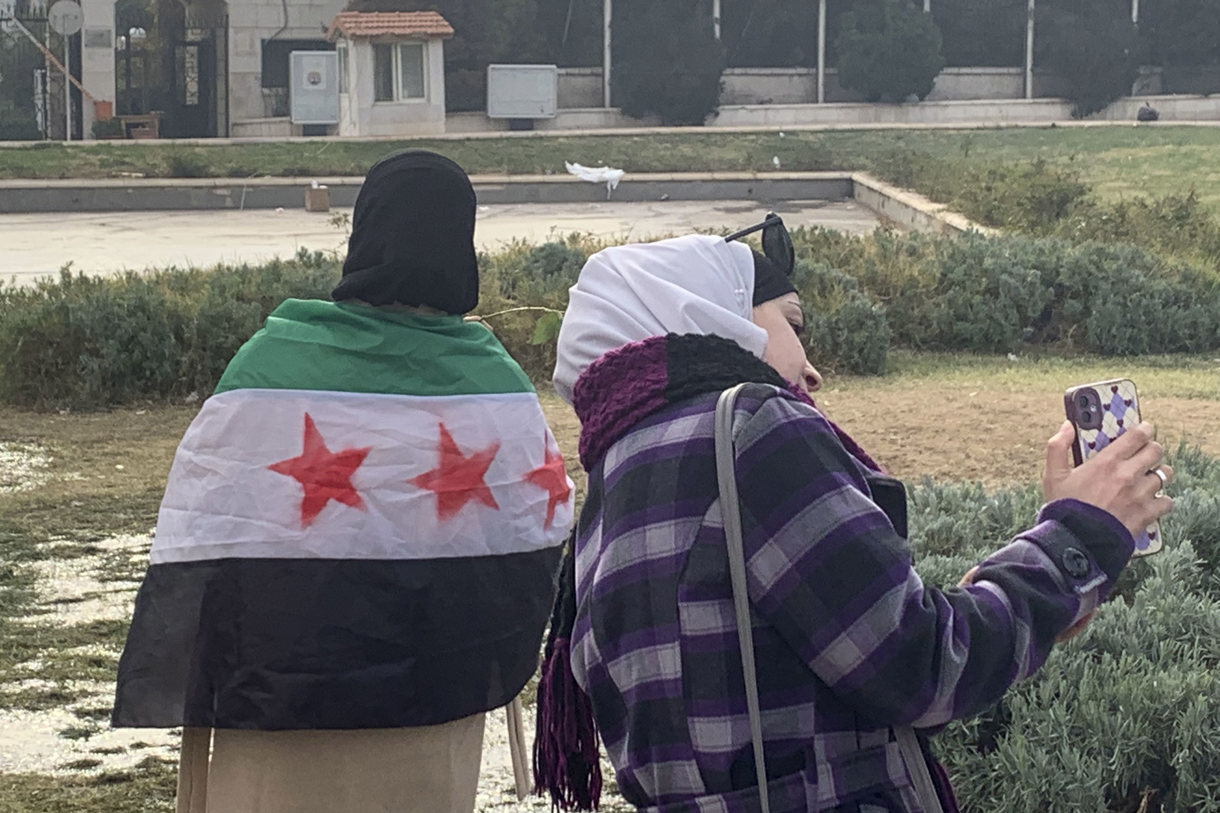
top-left (325, 10), bottom-right (452, 137)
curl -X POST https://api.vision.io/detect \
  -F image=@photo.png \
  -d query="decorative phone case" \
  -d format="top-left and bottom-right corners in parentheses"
top-left (1064, 379), bottom-right (1162, 556)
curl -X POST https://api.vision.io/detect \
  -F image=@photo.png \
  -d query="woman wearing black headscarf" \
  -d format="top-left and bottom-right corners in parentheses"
top-left (333, 149), bottom-right (480, 313)
top-left (113, 150), bottom-right (573, 812)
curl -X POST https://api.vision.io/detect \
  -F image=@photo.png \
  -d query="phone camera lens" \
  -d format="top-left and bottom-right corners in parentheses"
top-left (1077, 395), bottom-right (1091, 409)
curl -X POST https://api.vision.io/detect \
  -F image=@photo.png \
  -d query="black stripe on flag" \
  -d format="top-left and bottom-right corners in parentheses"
top-left (113, 547), bottom-right (561, 730)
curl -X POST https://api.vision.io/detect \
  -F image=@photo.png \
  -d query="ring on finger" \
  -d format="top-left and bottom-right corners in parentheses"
top-left (1151, 466), bottom-right (1169, 498)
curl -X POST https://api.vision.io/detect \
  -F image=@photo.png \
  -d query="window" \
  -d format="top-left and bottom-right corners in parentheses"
top-left (373, 44), bottom-right (394, 101)
top-left (337, 44), bottom-right (349, 94)
top-left (373, 41), bottom-right (428, 102)
top-left (399, 43), bottom-right (425, 99)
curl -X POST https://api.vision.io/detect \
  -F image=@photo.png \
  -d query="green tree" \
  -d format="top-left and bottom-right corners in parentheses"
top-left (537, 0), bottom-right (603, 67)
top-left (611, 0), bottom-right (726, 125)
top-left (931, 0), bottom-right (1026, 67)
top-left (834, 0), bottom-right (945, 103)
top-left (1142, 0), bottom-right (1220, 67)
top-left (1037, 0), bottom-right (1140, 118)
top-left (721, 0), bottom-right (819, 68)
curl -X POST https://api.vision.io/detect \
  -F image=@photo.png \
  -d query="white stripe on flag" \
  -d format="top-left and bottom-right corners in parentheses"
top-left (152, 388), bottom-right (574, 563)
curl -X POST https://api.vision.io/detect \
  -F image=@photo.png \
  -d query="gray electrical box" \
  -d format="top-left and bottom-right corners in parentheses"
top-left (487, 64), bottom-right (558, 119)
top-left (290, 51), bottom-right (340, 126)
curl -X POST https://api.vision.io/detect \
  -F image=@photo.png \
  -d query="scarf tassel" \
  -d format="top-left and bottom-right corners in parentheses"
top-left (533, 634), bottom-right (603, 811)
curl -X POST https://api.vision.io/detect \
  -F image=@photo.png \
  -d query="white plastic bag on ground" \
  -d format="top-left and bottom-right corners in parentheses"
top-left (565, 161), bottom-right (625, 199)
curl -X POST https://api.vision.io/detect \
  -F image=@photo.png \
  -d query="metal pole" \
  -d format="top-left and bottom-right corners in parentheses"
top-left (64, 34), bottom-right (71, 140)
top-left (125, 35), bottom-right (132, 115)
top-left (603, 0), bottom-right (611, 108)
top-left (924, 0), bottom-right (930, 12)
top-left (713, 0), bottom-right (721, 40)
top-left (1131, 0), bottom-right (1139, 24)
top-left (1025, 0), bottom-right (1035, 100)
top-left (817, 0), bottom-right (826, 104)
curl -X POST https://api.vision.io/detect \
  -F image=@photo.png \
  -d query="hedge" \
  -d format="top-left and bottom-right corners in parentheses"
top-left (3, 238), bottom-right (1220, 812)
top-left (3, 226), bottom-right (1220, 408)
top-left (912, 443), bottom-right (1220, 812)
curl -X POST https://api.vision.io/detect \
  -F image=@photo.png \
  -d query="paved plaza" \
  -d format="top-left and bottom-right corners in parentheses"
top-left (0, 199), bottom-right (880, 286)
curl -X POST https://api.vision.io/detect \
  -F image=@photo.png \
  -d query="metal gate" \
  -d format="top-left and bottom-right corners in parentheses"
top-left (115, 3), bottom-right (152, 117)
top-left (117, 6), bottom-right (228, 138)
top-left (0, 2), bottom-right (80, 140)
top-left (164, 12), bottom-right (228, 138)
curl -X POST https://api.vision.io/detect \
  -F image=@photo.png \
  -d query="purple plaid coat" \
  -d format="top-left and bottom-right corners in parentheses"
top-left (568, 335), bottom-right (1134, 813)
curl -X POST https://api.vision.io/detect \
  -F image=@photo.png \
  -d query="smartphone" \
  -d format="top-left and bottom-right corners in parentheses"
top-left (1063, 378), bottom-right (1162, 556)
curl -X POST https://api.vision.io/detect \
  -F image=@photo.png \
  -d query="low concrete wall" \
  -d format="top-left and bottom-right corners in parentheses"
top-left (1096, 95), bottom-right (1220, 121)
top-left (234, 91), bottom-right (1219, 137)
top-left (0, 178), bottom-right (365, 213)
top-left (725, 67), bottom-right (1038, 104)
top-left (712, 94), bottom-right (1220, 127)
top-left (0, 172), bottom-right (853, 213)
top-left (231, 118), bottom-right (303, 138)
top-left (0, 170), bottom-right (998, 244)
top-left (926, 68), bottom-right (1025, 102)
top-left (0, 172), bottom-right (999, 249)
top-left (722, 69), bottom-right (818, 105)
top-left (713, 97), bottom-right (1076, 127)
top-left (851, 172), bottom-right (992, 236)
top-left (475, 172), bottom-right (854, 205)
top-left (557, 67), bottom-right (603, 109)
top-left (446, 107), bottom-right (661, 133)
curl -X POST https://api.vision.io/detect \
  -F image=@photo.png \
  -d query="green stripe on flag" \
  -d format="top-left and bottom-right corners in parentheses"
top-left (215, 299), bottom-right (535, 397)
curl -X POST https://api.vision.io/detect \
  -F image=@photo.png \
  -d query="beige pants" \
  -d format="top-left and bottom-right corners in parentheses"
top-left (186, 714), bottom-right (485, 813)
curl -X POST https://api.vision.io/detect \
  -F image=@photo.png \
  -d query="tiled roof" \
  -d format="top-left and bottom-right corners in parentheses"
top-left (327, 11), bottom-right (454, 41)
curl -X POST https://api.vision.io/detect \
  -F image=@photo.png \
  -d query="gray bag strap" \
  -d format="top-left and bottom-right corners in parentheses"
top-left (714, 384), bottom-right (772, 813)
top-left (897, 727), bottom-right (946, 813)
top-left (713, 384), bottom-right (945, 813)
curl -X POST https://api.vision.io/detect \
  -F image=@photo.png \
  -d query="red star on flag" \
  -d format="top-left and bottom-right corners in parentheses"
top-left (268, 413), bottom-right (372, 528)
top-left (409, 423), bottom-right (501, 521)
top-left (525, 447), bottom-right (572, 529)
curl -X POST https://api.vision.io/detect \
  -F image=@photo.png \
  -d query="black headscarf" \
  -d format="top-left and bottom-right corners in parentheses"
top-left (332, 149), bottom-right (479, 315)
top-left (750, 249), bottom-right (796, 306)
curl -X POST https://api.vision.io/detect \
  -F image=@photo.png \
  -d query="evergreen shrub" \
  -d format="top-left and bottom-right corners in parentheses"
top-left (794, 261), bottom-right (890, 375)
top-left (950, 161), bottom-right (1092, 235)
top-left (3, 229), bottom-right (1220, 408)
top-left (908, 445), bottom-right (1220, 813)
top-left (834, 0), bottom-right (945, 103)
top-left (1036, 0), bottom-right (1142, 118)
top-left (1053, 192), bottom-right (1220, 268)
top-left (792, 229), bottom-right (1220, 356)
top-left (611, 0), bottom-right (726, 125)
top-left (476, 235), bottom-right (601, 383)
top-left (863, 152), bottom-right (1220, 274)
top-left (0, 251), bottom-right (339, 409)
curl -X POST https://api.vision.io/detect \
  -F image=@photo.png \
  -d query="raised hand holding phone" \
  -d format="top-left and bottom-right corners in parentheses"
top-left (1043, 379), bottom-right (1174, 554)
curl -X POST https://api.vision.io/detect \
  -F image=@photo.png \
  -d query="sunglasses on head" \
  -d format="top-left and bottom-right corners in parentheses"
top-left (725, 212), bottom-right (795, 277)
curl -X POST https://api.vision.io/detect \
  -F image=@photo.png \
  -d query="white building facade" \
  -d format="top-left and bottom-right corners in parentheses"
top-left (226, 0), bottom-right (344, 136)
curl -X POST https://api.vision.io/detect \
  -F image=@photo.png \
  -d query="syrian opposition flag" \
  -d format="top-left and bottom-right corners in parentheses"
top-left (113, 299), bottom-right (573, 731)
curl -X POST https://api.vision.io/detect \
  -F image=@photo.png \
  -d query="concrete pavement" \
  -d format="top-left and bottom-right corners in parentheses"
top-left (0, 199), bottom-right (881, 285)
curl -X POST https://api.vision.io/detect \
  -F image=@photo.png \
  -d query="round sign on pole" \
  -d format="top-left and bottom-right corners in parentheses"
top-left (48, 0), bottom-right (84, 37)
